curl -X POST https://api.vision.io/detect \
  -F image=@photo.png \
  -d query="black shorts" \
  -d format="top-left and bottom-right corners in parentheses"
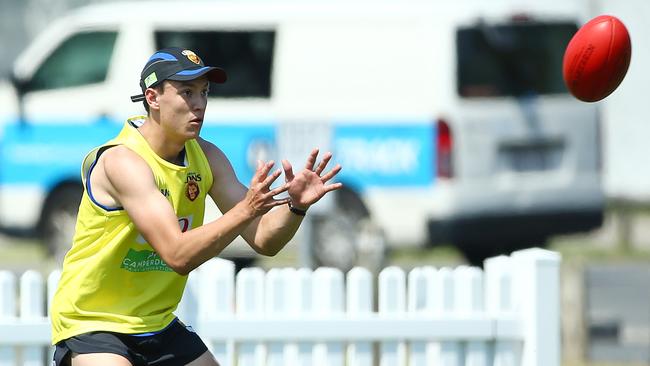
top-left (53, 319), bottom-right (208, 366)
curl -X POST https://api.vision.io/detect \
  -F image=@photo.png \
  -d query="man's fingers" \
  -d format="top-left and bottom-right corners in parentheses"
top-left (260, 168), bottom-right (282, 188)
top-left (252, 160), bottom-right (263, 181)
top-left (320, 164), bottom-right (342, 183)
top-left (314, 152), bottom-right (332, 175)
top-left (282, 159), bottom-right (294, 182)
top-left (253, 160), bottom-right (275, 183)
top-left (255, 197), bottom-right (291, 215)
top-left (260, 197), bottom-right (291, 211)
top-left (266, 183), bottom-right (289, 197)
top-left (263, 161), bottom-right (275, 176)
top-left (273, 197), bottom-right (292, 207)
top-left (304, 148), bottom-right (319, 171)
top-left (323, 182), bottom-right (343, 193)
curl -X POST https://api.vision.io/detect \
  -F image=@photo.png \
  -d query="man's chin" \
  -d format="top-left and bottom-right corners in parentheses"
top-left (185, 127), bottom-right (202, 139)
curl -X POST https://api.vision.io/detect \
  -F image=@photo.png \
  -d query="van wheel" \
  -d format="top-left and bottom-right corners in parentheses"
top-left (456, 239), bottom-right (547, 267)
top-left (456, 242), bottom-right (499, 267)
top-left (41, 185), bottom-right (82, 264)
top-left (231, 257), bottom-right (257, 273)
top-left (311, 190), bottom-right (387, 272)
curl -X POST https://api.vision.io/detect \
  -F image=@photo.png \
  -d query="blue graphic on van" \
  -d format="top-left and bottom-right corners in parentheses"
top-left (1, 122), bottom-right (121, 189)
top-left (333, 123), bottom-right (434, 188)
top-left (0, 120), bottom-right (435, 193)
top-left (200, 123), bottom-right (275, 184)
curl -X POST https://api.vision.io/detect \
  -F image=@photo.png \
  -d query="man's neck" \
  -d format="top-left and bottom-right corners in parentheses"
top-left (138, 117), bottom-right (186, 165)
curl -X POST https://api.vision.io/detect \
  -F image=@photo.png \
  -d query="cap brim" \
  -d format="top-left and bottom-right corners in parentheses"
top-left (167, 66), bottom-right (227, 84)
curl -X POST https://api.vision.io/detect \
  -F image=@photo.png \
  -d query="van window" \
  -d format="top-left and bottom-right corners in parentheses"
top-left (28, 31), bottom-right (117, 92)
top-left (156, 31), bottom-right (275, 98)
top-left (456, 22), bottom-right (577, 98)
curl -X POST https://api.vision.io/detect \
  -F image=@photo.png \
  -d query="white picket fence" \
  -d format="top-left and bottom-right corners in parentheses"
top-left (0, 248), bottom-right (560, 366)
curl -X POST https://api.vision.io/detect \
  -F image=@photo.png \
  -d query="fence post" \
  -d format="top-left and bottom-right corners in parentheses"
top-left (265, 267), bottom-right (291, 366)
top-left (47, 270), bottom-right (62, 364)
top-left (46, 270), bottom-right (61, 316)
top-left (236, 267), bottom-right (266, 366)
top-left (20, 270), bottom-right (45, 366)
top-left (294, 268), bottom-right (314, 365)
top-left (455, 266), bottom-right (487, 366)
top-left (347, 267), bottom-right (373, 366)
top-left (485, 255), bottom-right (521, 366)
top-left (178, 268), bottom-right (199, 327)
top-left (407, 266), bottom-right (436, 366)
top-left (378, 266), bottom-right (407, 366)
top-left (511, 248), bottom-right (561, 366)
top-left (278, 268), bottom-right (313, 365)
top-left (198, 258), bottom-right (235, 366)
top-left (45, 269), bottom-right (61, 316)
top-left (312, 267), bottom-right (344, 366)
top-left (431, 267), bottom-right (463, 365)
top-left (0, 271), bottom-right (16, 366)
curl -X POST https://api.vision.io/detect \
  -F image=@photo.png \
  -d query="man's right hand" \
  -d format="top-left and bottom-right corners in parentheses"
top-left (242, 160), bottom-right (290, 217)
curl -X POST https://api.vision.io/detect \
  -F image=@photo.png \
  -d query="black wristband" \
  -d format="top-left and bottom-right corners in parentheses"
top-left (288, 202), bottom-right (307, 216)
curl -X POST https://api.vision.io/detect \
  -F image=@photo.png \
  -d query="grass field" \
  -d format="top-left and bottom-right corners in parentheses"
top-left (2, 221), bottom-right (650, 279)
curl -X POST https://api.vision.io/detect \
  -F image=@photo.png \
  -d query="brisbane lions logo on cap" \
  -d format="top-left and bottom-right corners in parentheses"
top-left (182, 50), bottom-right (202, 65)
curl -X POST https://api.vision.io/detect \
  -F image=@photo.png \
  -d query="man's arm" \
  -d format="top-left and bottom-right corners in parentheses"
top-left (199, 139), bottom-right (342, 256)
top-left (99, 145), bottom-right (287, 275)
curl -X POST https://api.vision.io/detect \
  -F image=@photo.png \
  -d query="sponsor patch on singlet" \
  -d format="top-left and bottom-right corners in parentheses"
top-left (121, 249), bottom-right (173, 272)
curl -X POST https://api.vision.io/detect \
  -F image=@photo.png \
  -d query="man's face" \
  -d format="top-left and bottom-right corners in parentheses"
top-left (156, 77), bottom-right (209, 140)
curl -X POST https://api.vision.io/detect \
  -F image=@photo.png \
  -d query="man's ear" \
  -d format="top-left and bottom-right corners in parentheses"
top-left (145, 88), bottom-right (160, 111)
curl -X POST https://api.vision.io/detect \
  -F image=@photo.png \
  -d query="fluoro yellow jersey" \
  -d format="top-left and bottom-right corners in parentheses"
top-left (50, 116), bottom-right (213, 344)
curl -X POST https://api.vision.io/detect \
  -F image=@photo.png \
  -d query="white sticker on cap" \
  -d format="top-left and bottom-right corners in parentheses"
top-left (144, 72), bottom-right (158, 87)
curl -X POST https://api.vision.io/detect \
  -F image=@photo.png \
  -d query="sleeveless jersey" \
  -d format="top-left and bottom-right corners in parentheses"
top-left (50, 116), bottom-right (213, 345)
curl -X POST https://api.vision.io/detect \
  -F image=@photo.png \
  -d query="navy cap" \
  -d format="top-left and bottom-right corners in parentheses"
top-left (130, 47), bottom-right (227, 102)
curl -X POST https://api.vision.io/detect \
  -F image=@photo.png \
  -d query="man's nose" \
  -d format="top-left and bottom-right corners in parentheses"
top-left (191, 96), bottom-right (206, 111)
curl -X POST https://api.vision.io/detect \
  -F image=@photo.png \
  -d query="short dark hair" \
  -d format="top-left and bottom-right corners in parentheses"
top-left (142, 83), bottom-right (165, 114)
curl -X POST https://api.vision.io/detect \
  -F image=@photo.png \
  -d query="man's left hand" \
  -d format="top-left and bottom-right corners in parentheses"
top-left (282, 149), bottom-right (343, 210)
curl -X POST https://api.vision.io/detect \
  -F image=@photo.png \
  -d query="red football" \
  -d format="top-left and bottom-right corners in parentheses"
top-left (562, 15), bottom-right (631, 102)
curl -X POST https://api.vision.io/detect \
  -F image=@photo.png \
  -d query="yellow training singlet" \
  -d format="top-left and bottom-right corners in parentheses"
top-left (50, 116), bottom-right (213, 344)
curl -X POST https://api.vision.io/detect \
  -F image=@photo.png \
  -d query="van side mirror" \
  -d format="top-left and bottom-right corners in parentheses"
top-left (9, 71), bottom-right (29, 125)
top-left (10, 71), bottom-right (29, 97)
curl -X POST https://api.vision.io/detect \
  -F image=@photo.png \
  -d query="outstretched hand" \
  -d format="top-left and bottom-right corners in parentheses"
top-left (282, 149), bottom-right (343, 210)
top-left (243, 160), bottom-right (291, 216)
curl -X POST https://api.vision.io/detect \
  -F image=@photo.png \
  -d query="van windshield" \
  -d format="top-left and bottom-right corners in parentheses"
top-left (155, 31), bottom-right (275, 98)
top-left (456, 21), bottom-right (577, 98)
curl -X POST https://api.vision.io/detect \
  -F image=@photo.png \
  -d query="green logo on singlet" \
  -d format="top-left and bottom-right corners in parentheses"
top-left (121, 249), bottom-right (173, 272)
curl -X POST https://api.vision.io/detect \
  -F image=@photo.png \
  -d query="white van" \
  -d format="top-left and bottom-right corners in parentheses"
top-left (0, 0), bottom-right (603, 268)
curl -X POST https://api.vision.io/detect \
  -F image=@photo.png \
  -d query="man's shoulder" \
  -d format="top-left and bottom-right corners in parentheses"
top-left (81, 144), bottom-right (140, 182)
top-left (101, 145), bottom-right (150, 173)
top-left (196, 136), bottom-right (215, 150)
top-left (196, 137), bottom-right (226, 160)
top-left (195, 137), bottom-right (237, 184)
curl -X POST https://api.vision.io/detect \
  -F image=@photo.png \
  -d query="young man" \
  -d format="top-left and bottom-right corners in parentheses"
top-left (50, 47), bottom-right (342, 366)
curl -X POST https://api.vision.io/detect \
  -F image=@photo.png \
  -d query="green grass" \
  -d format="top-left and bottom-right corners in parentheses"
top-left (387, 245), bottom-right (465, 268)
top-left (550, 237), bottom-right (650, 264)
top-left (0, 236), bottom-right (58, 273)
top-left (0, 237), bottom-right (46, 262)
top-left (3, 231), bottom-right (649, 272)
top-left (563, 363), bottom-right (648, 366)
